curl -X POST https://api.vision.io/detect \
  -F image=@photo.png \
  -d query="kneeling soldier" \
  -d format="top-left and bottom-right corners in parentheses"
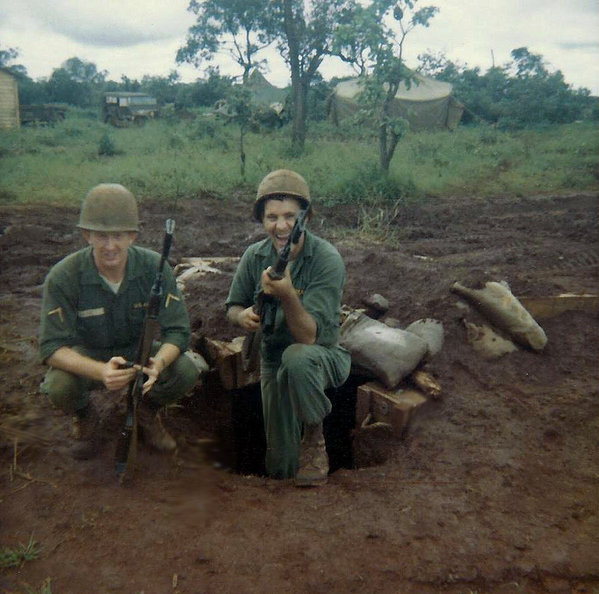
top-left (226, 170), bottom-right (351, 486)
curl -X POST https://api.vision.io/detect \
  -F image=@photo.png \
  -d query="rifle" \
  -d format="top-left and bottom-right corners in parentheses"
top-left (241, 207), bottom-right (310, 372)
top-left (115, 219), bottom-right (175, 481)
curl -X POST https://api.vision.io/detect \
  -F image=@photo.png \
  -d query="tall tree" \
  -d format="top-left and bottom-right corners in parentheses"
top-left (333, 0), bottom-right (438, 172)
top-left (177, 0), bottom-right (273, 83)
top-left (46, 57), bottom-right (107, 107)
top-left (274, 0), bottom-right (353, 152)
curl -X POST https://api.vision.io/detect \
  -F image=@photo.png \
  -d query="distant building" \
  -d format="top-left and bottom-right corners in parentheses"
top-left (0, 68), bottom-right (20, 130)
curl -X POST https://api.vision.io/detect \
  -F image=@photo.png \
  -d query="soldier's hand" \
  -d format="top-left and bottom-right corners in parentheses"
top-left (237, 306), bottom-right (260, 331)
top-left (103, 356), bottom-right (135, 391)
top-left (262, 266), bottom-right (293, 299)
top-left (141, 357), bottom-right (165, 395)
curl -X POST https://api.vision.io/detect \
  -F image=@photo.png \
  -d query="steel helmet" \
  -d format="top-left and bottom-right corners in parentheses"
top-left (253, 169), bottom-right (311, 221)
top-left (77, 184), bottom-right (140, 232)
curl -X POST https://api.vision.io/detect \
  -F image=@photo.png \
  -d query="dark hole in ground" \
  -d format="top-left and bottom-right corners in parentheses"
top-left (186, 374), bottom-right (369, 477)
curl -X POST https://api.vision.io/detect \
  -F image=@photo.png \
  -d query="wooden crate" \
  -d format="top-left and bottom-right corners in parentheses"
top-left (356, 381), bottom-right (428, 436)
top-left (203, 336), bottom-right (260, 391)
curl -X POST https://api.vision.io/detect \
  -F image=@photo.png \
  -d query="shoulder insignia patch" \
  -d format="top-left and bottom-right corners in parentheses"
top-left (48, 307), bottom-right (64, 323)
top-left (165, 293), bottom-right (181, 308)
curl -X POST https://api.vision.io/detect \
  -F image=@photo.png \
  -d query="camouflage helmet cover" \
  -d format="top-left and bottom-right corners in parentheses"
top-left (253, 169), bottom-right (311, 221)
top-left (77, 183), bottom-right (140, 232)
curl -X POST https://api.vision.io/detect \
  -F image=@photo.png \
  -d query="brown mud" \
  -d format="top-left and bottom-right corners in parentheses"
top-left (0, 192), bottom-right (598, 594)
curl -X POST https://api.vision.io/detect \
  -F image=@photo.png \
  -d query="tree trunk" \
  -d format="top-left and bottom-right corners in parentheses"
top-left (239, 126), bottom-right (246, 179)
top-left (292, 80), bottom-right (308, 152)
top-left (284, 0), bottom-right (307, 154)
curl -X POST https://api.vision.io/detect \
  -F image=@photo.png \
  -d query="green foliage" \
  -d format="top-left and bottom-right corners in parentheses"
top-left (0, 535), bottom-right (40, 569)
top-left (418, 48), bottom-right (597, 128)
top-left (331, 0), bottom-right (439, 171)
top-left (98, 132), bottom-right (118, 156)
top-left (334, 160), bottom-right (418, 203)
top-left (177, 0), bottom-right (274, 82)
top-left (23, 578), bottom-right (53, 594)
top-left (0, 108), bottom-right (596, 206)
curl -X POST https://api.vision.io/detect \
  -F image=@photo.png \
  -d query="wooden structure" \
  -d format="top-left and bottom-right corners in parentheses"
top-left (0, 68), bottom-right (20, 130)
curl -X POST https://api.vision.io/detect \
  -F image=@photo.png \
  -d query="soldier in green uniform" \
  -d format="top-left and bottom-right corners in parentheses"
top-left (39, 184), bottom-right (199, 459)
top-left (226, 170), bottom-right (351, 486)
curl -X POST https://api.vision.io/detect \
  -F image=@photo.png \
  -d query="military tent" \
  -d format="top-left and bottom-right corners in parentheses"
top-left (244, 69), bottom-right (287, 114)
top-left (328, 73), bottom-right (463, 132)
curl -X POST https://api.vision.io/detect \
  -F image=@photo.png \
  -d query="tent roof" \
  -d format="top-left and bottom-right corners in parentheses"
top-left (334, 73), bottom-right (454, 102)
top-left (245, 70), bottom-right (287, 107)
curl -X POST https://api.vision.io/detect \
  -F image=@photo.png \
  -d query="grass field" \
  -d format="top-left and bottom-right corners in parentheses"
top-left (1, 108), bottom-right (597, 206)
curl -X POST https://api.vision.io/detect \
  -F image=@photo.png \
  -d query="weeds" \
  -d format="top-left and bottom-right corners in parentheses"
top-left (0, 534), bottom-right (40, 569)
top-left (23, 578), bottom-right (52, 594)
top-left (357, 198), bottom-right (406, 244)
top-left (98, 132), bottom-right (118, 157)
top-left (0, 108), bottom-right (597, 205)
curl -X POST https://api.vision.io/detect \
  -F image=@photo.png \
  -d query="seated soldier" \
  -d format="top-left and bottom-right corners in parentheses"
top-left (39, 183), bottom-right (199, 460)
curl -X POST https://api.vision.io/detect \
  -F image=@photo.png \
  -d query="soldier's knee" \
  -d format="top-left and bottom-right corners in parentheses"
top-left (41, 369), bottom-right (83, 412)
top-left (281, 344), bottom-right (318, 376)
top-left (177, 353), bottom-right (201, 394)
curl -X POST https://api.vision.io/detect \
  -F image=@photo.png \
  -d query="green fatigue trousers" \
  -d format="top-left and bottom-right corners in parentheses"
top-left (41, 343), bottom-right (200, 414)
top-left (260, 343), bottom-right (351, 479)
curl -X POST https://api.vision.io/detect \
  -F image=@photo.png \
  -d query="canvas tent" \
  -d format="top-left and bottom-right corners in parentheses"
top-left (329, 73), bottom-right (463, 132)
top-left (244, 69), bottom-right (287, 114)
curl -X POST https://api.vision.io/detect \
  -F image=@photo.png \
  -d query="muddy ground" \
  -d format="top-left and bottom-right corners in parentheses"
top-left (0, 192), bottom-right (597, 594)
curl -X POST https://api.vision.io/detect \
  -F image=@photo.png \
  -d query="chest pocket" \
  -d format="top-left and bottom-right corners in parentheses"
top-left (76, 307), bottom-right (110, 348)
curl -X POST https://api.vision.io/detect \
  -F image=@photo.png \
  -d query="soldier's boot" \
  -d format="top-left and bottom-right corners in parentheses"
top-left (295, 423), bottom-right (329, 488)
top-left (138, 404), bottom-right (177, 453)
top-left (71, 403), bottom-right (103, 460)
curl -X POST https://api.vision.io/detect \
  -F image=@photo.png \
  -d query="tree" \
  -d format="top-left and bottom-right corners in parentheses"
top-left (141, 71), bottom-right (181, 105)
top-left (45, 57), bottom-right (107, 107)
top-left (333, 0), bottom-right (438, 172)
top-left (0, 45), bottom-right (30, 81)
top-left (274, 0), bottom-right (354, 153)
top-left (177, 0), bottom-right (273, 83)
top-left (417, 48), bottom-right (596, 127)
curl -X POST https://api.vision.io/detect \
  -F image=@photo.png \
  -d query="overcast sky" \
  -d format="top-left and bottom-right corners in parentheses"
top-left (1, 0), bottom-right (598, 94)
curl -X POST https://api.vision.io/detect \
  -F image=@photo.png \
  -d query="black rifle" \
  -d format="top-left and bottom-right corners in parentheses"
top-left (241, 207), bottom-right (310, 372)
top-left (115, 219), bottom-right (175, 481)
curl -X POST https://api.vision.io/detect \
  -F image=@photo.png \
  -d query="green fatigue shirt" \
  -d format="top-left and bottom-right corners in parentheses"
top-left (226, 230), bottom-right (346, 365)
top-left (39, 245), bottom-right (191, 363)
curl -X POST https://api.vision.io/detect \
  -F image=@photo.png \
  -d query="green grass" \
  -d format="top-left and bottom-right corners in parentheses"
top-left (0, 108), bottom-right (597, 206)
top-left (0, 534), bottom-right (40, 569)
top-left (23, 579), bottom-right (53, 594)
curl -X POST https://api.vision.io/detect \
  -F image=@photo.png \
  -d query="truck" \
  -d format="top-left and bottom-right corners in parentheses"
top-left (20, 104), bottom-right (67, 126)
top-left (102, 92), bottom-right (159, 126)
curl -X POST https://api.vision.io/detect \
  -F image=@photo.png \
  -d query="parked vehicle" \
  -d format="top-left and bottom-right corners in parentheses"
top-left (20, 104), bottom-right (67, 126)
top-left (102, 92), bottom-right (159, 126)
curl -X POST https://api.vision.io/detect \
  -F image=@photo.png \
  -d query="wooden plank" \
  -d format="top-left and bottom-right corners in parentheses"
top-left (519, 294), bottom-right (598, 319)
top-left (202, 336), bottom-right (260, 391)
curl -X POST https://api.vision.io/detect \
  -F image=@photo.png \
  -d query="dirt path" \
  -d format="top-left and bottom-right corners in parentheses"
top-left (0, 193), bottom-right (597, 594)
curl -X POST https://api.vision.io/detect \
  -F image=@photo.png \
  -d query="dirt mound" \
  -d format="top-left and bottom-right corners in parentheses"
top-left (0, 193), bottom-right (597, 594)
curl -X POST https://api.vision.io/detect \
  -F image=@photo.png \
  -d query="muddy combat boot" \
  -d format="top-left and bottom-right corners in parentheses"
top-left (138, 405), bottom-right (177, 453)
top-left (295, 423), bottom-right (329, 487)
top-left (71, 403), bottom-right (103, 460)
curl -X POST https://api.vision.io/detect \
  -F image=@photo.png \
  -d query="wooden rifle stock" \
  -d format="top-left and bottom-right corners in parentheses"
top-left (115, 219), bottom-right (175, 481)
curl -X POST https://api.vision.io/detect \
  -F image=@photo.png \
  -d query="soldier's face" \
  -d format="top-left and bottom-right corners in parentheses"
top-left (83, 230), bottom-right (137, 275)
top-left (263, 198), bottom-right (305, 256)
